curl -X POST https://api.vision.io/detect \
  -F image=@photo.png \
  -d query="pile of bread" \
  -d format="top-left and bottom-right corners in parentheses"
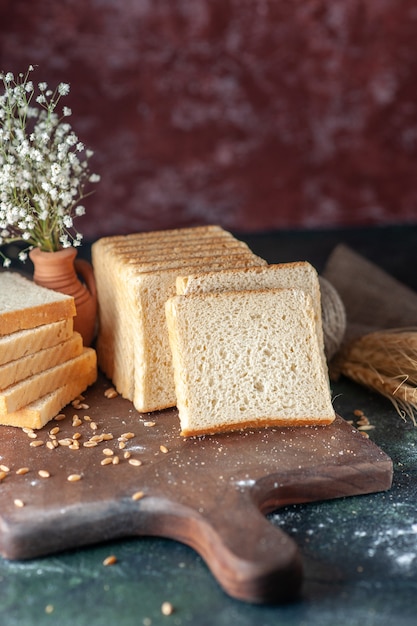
top-left (92, 225), bottom-right (335, 436)
top-left (0, 272), bottom-right (97, 429)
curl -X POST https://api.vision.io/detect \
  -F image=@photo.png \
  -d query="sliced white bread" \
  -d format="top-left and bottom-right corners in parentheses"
top-left (0, 347), bottom-right (97, 414)
top-left (175, 262), bottom-right (327, 379)
top-left (165, 288), bottom-right (336, 436)
top-left (0, 318), bottom-right (74, 366)
top-left (92, 226), bottom-right (267, 411)
top-left (0, 272), bottom-right (76, 336)
top-left (0, 332), bottom-right (83, 390)
top-left (0, 356), bottom-right (97, 429)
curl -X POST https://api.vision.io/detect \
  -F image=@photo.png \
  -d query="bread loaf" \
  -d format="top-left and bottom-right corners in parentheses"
top-left (92, 226), bottom-right (267, 412)
top-left (0, 272), bottom-right (76, 336)
top-left (0, 332), bottom-right (83, 390)
top-left (165, 288), bottom-right (336, 436)
top-left (0, 347), bottom-right (97, 414)
top-left (0, 318), bottom-right (74, 366)
top-left (0, 356), bottom-right (97, 429)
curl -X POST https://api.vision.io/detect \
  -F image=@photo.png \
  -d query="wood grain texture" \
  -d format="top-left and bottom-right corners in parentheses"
top-left (0, 374), bottom-right (393, 603)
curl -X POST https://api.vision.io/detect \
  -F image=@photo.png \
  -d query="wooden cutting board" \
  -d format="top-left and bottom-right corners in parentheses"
top-left (0, 374), bottom-right (393, 604)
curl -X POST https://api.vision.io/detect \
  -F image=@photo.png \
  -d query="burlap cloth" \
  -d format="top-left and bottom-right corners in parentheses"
top-left (322, 244), bottom-right (417, 379)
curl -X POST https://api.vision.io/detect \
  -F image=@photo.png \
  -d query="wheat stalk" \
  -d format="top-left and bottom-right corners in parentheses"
top-left (341, 329), bottom-right (417, 425)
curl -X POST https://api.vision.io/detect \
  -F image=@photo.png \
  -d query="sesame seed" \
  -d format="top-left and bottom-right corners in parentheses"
top-left (38, 470), bottom-right (50, 478)
top-left (14, 499), bottom-right (25, 508)
top-left (160, 445), bottom-right (169, 454)
top-left (131, 491), bottom-right (145, 501)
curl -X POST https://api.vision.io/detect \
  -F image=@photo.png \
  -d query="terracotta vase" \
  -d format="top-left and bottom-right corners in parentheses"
top-left (29, 247), bottom-right (97, 347)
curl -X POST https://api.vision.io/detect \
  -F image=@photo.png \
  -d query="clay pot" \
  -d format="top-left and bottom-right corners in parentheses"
top-left (29, 247), bottom-right (97, 347)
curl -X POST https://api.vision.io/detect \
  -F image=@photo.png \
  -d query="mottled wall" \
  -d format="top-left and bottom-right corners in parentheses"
top-left (1, 0), bottom-right (417, 239)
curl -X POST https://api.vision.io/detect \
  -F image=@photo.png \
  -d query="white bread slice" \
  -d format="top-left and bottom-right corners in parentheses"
top-left (0, 356), bottom-right (97, 429)
top-left (0, 347), bottom-right (97, 414)
top-left (0, 272), bottom-right (76, 336)
top-left (0, 318), bottom-right (74, 366)
top-left (175, 262), bottom-right (327, 379)
top-left (165, 288), bottom-right (336, 436)
top-left (0, 332), bottom-right (83, 390)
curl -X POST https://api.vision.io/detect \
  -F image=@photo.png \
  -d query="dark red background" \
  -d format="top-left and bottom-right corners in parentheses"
top-left (1, 0), bottom-right (417, 239)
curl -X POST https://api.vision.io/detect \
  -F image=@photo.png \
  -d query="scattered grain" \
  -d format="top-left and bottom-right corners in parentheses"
top-left (102, 448), bottom-right (114, 456)
top-left (103, 555), bottom-right (117, 566)
top-left (101, 458), bottom-right (113, 466)
top-left (144, 421), bottom-right (156, 427)
top-left (16, 467), bottom-right (29, 475)
top-left (45, 604), bottom-right (54, 615)
top-left (0, 464), bottom-right (10, 473)
top-left (58, 438), bottom-right (74, 447)
top-left (49, 426), bottom-right (60, 436)
top-left (102, 433), bottom-right (114, 441)
top-left (128, 458), bottom-right (142, 467)
top-left (14, 499), bottom-right (25, 508)
top-left (160, 445), bottom-right (169, 454)
top-left (123, 451), bottom-right (131, 459)
top-left (0, 471), bottom-right (7, 481)
top-left (353, 409), bottom-right (364, 417)
top-left (67, 474), bottom-right (82, 482)
top-left (38, 470), bottom-right (50, 478)
top-left (26, 432), bottom-right (38, 439)
top-left (112, 456), bottom-right (120, 465)
top-left (83, 441), bottom-right (98, 448)
top-left (120, 432), bottom-right (135, 440)
top-left (72, 416), bottom-right (82, 427)
top-left (30, 440), bottom-right (44, 448)
top-left (83, 415), bottom-right (92, 422)
top-left (357, 424), bottom-right (375, 431)
top-left (90, 421), bottom-right (98, 431)
top-left (46, 440), bottom-right (58, 450)
top-left (54, 413), bottom-right (66, 421)
top-left (72, 432), bottom-right (82, 440)
top-left (131, 491), bottom-right (145, 501)
top-left (104, 387), bottom-right (118, 399)
top-left (118, 441), bottom-right (126, 450)
top-left (161, 602), bottom-right (174, 616)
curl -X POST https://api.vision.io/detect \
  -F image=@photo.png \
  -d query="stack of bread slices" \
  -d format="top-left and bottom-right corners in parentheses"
top-left (0, 272), bottom-right (97, 429)
top-left (92, 225), bottom-right (268, 413)
top-left (166, 262), bottom-right (336, 436)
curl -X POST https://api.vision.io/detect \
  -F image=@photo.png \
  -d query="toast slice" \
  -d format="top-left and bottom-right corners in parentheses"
top-left (0, 347), bottom-right (97, 414)
top-left (0, 357), bottom-right (98, 429)
top-left (165, 288), bottom-right (336, 436)
top-left (0, 318), bottom-right (74, 366)
top-left (0, 272), bottom-right (75, 336)
top-left (0, 332), bottom-right (83, 390)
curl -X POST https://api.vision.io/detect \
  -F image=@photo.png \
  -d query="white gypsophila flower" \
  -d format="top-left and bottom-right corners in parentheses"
top-left (1, 65), bottom-right (100, 258)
